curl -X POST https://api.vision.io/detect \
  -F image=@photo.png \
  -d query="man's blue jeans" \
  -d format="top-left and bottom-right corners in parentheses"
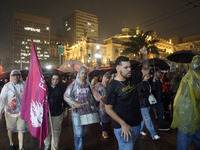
top-left (141, 107), bottom-right (157, 137)
top-left (72, 113), bottom-right (88, 150)
top-left (114, 125), bottom-right (140, 150)
top-left (177, 128), bottom-right (200, 150)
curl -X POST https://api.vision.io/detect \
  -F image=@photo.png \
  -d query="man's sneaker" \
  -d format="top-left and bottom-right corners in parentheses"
top-left (9, 144), bottom-right (15, 150)
top-left (158, 127), bottom-right (170, 131)
top-left (21, 148), bottom-right (24, 150)
top-left (152, 135), bottom-right (160, 140)
top-left (44, 146), bottom-right (49, 150)
top-left (140, 132), bottom-right (147, 136)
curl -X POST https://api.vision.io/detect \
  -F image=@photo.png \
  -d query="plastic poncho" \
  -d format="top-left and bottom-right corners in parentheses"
top-left (171, 55), bottom-right (200, 134)
top-left (0, 74), bottom-right (25, 117)
top-left (64, 66), bottom-right (93, 115)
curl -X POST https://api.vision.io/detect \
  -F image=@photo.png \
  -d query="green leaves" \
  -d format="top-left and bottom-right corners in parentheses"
top-left (122, 29), bottom-right (159, 56)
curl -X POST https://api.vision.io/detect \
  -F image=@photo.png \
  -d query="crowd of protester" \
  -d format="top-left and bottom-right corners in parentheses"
top-left (0, 48), bottom-right (200, 150)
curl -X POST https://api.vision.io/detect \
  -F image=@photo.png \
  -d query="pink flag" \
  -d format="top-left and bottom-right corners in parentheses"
top-left (21, 41), bottom-right (49, 148)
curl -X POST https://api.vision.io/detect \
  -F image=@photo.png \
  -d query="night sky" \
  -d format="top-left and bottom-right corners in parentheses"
top-left (1, 0), bottom-right (200, 57)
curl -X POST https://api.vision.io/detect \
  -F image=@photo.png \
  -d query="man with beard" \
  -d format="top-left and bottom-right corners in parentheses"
top-left (105, 48), bottom-right (149, 150)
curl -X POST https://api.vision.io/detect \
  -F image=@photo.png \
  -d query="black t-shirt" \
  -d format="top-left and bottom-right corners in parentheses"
top-left (106, 70), bottom-right (143, 128)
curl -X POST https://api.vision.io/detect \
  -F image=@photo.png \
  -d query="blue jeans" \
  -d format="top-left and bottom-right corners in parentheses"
top-left (151, 102), bottom-right (164, 128)
top-left (72, 113), bottom-right (88, 150)
top-left (114, 125), bottom-right (140, 150)
top-left (177, 128), bottom-right (200, 150)
top-left (140, 107), bottom-right (157, 137)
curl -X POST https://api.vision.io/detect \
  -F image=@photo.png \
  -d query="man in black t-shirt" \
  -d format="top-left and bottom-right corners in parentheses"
top-left (105, 48), bottom-right (149, 150)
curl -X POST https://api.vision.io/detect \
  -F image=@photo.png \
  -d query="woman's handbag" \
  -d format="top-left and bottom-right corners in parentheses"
top-left (148, 82), bottom-right (157, 105)
top-left (148, 94), bottom-right (157, 104)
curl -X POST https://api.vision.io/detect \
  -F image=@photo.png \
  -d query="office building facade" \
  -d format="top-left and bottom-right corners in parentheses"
top-left (13, 11), bottom-right (50, 69)
top-left (65, 10), bottom-right (98, 46)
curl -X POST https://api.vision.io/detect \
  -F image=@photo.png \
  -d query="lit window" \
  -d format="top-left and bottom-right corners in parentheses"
top-left (24, 27), bottom-right (40, 32)
top-left (22, 41), bottom-right (25, 44)
top-left (46, 27), bottom-right (49, 30)
top-left (87, 22), bottom-right (91, 25)
top-left (67, 27), bottom-right (71, 31)
top-left (33, 39), bottom-right (41, 43)
top-left (65, 21), bottom-right (68, 27)
top-left (25, 46), bottom-right (29, 49)
top-left (37, 47), bottom-right (41, 50)
top-left (91, 29), bottom-right (95, 32)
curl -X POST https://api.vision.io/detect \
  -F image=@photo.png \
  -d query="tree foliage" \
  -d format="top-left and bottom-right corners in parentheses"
top-left (122, 29), bottom-right (159, 56)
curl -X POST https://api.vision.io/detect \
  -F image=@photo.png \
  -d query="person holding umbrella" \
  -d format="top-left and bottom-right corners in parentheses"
top-left (149, 67), bottom-right (170, 131)
top-left (171, 55), bottom-right (200, 150)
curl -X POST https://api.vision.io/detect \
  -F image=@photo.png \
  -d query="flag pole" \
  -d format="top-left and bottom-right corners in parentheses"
top-left (48, 110), bottom-right (56, 149)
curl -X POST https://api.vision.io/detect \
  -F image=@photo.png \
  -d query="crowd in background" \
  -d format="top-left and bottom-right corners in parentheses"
top-left (0, 54), bottom-right (199, 150)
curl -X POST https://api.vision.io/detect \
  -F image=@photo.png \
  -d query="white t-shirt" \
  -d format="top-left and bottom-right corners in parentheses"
top-left (0, 81), bottom-right (25, 117)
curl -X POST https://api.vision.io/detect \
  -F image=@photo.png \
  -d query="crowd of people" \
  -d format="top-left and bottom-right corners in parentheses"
top-left (0, 48), bottom-right (200, 150)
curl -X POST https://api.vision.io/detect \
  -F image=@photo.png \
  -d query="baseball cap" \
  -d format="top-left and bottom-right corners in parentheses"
top-left (10, 69), bottom-right (21, 76)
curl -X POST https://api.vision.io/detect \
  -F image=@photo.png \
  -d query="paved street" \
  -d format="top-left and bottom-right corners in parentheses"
top-left (0, 113), bottom-right (196, 150)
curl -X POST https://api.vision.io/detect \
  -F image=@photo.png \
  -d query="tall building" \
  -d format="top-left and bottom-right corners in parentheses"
top-left (13, 11), bottom-right (50, 69)
top-left (64, 10), bottom-right (98, 46)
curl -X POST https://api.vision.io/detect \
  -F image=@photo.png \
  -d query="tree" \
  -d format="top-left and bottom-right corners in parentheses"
top-left (122, 29), bottom-right (159, 57)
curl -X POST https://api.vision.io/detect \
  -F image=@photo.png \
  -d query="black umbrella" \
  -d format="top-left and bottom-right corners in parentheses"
top-left (130, 60), bottom-right (141, 69)
top-left (167, 50), bottom-right (198, 63)
top-left (89, 70), bottom-right (103, 80)
top-left (149, 58), bottom-right (170, 70)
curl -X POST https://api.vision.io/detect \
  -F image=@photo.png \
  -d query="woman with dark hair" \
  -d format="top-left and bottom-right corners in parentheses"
top-left (137, 74), bottom-right (160, 140)
top-left (44, 72), bottom-right (68, 150)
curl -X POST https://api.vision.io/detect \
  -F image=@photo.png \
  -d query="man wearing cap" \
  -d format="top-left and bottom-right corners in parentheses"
top-left (0, 69), bottom-right (26, 150)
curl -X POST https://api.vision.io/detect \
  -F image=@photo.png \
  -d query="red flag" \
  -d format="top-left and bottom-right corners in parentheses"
top-left (21, 41), bottom-right (49, 148)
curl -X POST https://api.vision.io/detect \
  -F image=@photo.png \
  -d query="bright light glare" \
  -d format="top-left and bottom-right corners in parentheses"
top-left (46, 65), bottom-right (52, 69)
top-left (95, 53), bottom-right (102, 58)
top-left (96, 45), bottom-right (100, 49)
